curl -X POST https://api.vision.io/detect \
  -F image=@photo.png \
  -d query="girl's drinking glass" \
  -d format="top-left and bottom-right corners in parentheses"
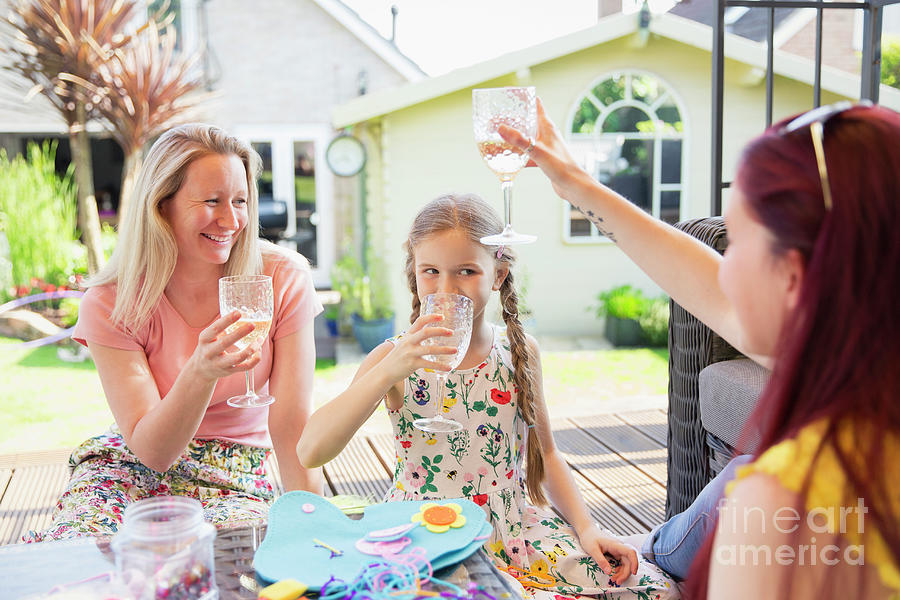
top-left (413, 293), bottom-right (474, 434)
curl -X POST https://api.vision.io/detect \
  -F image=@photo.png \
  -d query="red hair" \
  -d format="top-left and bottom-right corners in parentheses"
top-left (686, 104), bottom-right (900, 597)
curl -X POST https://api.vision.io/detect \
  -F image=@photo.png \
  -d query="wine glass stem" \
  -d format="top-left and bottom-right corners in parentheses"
top-left (434, 373), bottom-right (448, 420)
top-left (245, 369), bottom-right (255, 398)
top-left (501, 179), bottom-right (513, 228)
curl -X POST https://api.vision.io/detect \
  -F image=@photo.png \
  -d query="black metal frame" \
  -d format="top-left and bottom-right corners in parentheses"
top-left (710, 0), bottom-right (900, 215)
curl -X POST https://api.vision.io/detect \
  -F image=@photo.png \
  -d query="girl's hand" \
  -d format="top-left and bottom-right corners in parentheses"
top-left (379, 313), bottom-right (457, 384)
top-left (189, 310), bottom-right (262, 382)
top-left (576, 524), bottom-right (639, 586)
top-left (498, 97), bottom-right (593, 201)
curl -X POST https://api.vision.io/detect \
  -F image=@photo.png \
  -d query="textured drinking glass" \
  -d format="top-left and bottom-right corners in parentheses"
top-left (413, 293), bottom-right (474, 434)
top-left (219, 275), bottom-right (274, 408)
top-left (473, 86), bottom-right (538, 245)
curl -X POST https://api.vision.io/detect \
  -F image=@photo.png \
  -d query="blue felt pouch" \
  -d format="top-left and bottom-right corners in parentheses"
top-left (254, 491), bottom-right (492, 590)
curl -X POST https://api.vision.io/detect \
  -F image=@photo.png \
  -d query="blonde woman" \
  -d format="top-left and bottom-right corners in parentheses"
top-left (28, 124), bottom-right (323, 541)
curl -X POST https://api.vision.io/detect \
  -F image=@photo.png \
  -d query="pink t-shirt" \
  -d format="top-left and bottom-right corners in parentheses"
top-left (72, 251), bottom-right (323, 447)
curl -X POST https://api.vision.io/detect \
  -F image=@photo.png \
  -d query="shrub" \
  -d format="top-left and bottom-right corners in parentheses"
top-left (882, 35), bottom-right (900, 90)
top-left (69, 222), bottom-right (118, 278)
top-left (0, 142), bottom-right (79, 301)
top-left (58, 296), bottom-right (82, 328)
top-left (638, 297), bottom-right (670, 347)
top-left (593, 284), bottom-right (670, 346)
top-left (330, 252), bottom-right (393, 321)
top-left (593, 285), bottom-right (650, 320)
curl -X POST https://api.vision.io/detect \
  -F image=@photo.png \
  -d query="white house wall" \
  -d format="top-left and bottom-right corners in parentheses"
top-left (201, 0), bottom-right (410, 130)
top-left (369, 33), bottom-right (852, 336)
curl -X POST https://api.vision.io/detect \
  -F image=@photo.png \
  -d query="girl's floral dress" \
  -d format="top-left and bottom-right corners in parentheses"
top-left (384, 325), bottom-right (678, 599)
top-left (25, 428), bottom-right (273, 542)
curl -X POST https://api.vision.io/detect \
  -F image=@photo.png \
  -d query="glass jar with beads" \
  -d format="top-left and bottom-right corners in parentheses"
top-left (111, 496), bottom-right (218, 600)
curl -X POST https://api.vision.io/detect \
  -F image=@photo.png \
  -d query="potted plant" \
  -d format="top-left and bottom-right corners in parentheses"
top-left (638, 296), bottom-right (670, 347)
top-left (322, 304), bottom-right (340, 338)
top-left (331, 252), bottom-right (394, 353)
top-left (592, 285), bottom-right (671, 347)
top-left (593, 285), bottom-right (649, 347)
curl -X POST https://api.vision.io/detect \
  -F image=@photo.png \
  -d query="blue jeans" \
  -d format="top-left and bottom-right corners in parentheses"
top-left (641, 454), bottom-right (753, 580)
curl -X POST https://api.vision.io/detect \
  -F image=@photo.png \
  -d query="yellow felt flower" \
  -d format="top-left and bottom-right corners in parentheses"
top-left (411, 502), bottom-right (466, 533)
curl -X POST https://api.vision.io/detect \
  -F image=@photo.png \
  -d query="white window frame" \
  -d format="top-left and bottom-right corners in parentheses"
top-left (233, 124), bottom-right (335, 288)
top-left (562, 70), bottom-right (688, 244)
top-left (139, 0), bottom-right (198, 53)
top-left (179, 0), bottom-right (200, 55)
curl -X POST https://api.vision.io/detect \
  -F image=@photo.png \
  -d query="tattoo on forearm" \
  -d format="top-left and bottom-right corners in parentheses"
top-left (574, 205), bottom-right (617, 243)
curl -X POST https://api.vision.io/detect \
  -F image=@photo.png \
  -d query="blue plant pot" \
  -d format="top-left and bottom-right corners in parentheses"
top-left (351, 314), bottom-right (395, 353)
top-left (604, 316), bottom-right (646, 347)
top-left (325, 318), bottom-right (339, 337)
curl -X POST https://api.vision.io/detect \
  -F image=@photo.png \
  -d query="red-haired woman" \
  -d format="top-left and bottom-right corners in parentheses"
top-left (501, 102), bottom-right (899, 598)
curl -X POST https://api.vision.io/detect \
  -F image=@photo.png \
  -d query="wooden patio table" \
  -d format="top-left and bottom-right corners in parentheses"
top-left (0, 521), bottom-right (523, 600)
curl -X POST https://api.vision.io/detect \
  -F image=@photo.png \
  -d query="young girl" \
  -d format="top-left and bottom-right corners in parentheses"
top-left (298, 194), bottom-right (678, 599)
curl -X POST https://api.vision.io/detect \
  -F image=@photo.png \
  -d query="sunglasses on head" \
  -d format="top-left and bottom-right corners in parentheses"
top-left (778, 100), bottom-right (873, 211)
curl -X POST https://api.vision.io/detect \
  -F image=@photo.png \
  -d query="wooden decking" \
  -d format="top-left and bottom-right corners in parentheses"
top-left (0, 409), bottom-right (669, 546)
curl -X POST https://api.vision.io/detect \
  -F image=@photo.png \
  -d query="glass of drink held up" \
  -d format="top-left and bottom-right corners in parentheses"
top-left (472, 86), bottom-right (538, 245)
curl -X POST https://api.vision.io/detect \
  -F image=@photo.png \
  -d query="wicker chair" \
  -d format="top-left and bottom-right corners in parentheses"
top-left (664, 217), bottom-right (744, 519)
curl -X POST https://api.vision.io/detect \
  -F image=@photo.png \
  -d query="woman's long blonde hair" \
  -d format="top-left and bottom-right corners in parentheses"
top-left (404, 193), bottom-right (547, 506)
top-left (88, 123), bottom-right (263, 333)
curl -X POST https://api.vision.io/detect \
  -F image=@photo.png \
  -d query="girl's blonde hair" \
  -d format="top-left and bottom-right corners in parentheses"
top-left (403, 193), bottom-right (547, 506)
top-left (88, 123), bottom-right (264, 333)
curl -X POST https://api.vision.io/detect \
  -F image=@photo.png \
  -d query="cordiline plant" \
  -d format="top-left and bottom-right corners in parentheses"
top-left (69, 22), bottom-right (210, 222)
top-left (1, 0), bottom-right (148, 274)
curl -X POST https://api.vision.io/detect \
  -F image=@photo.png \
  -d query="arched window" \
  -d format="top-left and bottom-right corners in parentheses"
top-left (565, 72), bottom-right (685, 241)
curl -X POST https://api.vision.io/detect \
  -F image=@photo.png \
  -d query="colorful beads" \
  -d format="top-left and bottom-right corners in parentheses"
top-left (151, 559), bottom-right (214, 599)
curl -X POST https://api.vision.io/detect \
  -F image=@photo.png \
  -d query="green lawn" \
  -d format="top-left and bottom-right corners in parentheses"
top-left (1, 337), bottom-right (668, 453)
top-left (540, 347), bottom-right (669, 405)
top-left (0, 337), bottom-right (111, 454)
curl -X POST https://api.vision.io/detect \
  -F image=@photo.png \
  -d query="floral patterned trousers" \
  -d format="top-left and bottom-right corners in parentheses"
top-left (25, 429), bottom-right (274, 542)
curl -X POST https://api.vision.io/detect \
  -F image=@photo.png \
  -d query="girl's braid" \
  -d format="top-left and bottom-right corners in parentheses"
top-left (499, 269), bottom-right (547, 506)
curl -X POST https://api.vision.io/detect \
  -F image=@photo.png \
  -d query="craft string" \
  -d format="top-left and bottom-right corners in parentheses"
top-left (318, 548), bottom-right (498, 600)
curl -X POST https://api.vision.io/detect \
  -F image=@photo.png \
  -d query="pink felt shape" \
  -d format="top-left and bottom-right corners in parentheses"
top-left (364, 523), bottom-right (416, 542)
top-left (354, 536), bottom-right (412, 556)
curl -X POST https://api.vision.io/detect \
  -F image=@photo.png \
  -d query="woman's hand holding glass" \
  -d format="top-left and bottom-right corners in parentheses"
top-left (219, 275), bottom-right (275, 408)
top-left (473, 86), bottom-right (538, 245)
top-left (190, 311), bottom-right (262, 382)
top-left (497, 97), bottom-right (593, 202)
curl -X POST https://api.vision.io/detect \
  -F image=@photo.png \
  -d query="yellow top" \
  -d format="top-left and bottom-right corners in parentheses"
top-left (725, 419), bottom-right (900, 596)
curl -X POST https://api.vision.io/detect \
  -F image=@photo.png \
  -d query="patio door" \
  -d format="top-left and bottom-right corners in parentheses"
top-left (234, 124), bottom-right (334, 287)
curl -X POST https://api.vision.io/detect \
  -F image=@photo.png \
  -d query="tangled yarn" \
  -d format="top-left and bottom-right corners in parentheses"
top-left (318, 547), bottom-right (499, 600)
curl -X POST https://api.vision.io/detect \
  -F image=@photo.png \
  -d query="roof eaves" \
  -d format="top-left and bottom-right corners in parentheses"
top-left (332, 11), bottom-right (638, 128)
top-left (333, 10), bottom-right (900, 127)
top-left (311, 0), bottom-right (427, 82)
top-left (772, 7), bottom-right (817, 48)
top-left (650, 13), bottom-right (880, 100)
